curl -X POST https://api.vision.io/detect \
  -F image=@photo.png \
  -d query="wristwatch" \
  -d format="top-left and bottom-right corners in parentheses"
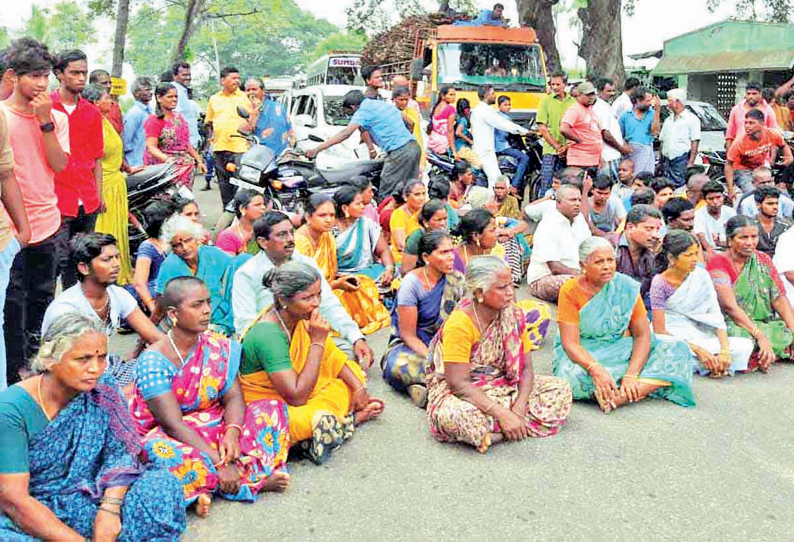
top-left (40, 122), bottom-right (55, 133)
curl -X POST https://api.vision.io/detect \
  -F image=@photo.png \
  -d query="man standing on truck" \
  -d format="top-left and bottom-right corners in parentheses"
top-left (537, 71), bottom-right (575, 194)
top-left (471, 85), bottom-right (529, 191)
top-left (305, 90), bottom-right (420, 198)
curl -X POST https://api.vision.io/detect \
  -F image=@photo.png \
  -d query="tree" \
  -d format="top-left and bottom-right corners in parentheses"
top-left (308, 32), bottom-right (369, 64)
top-left (705, 0), bottom-right (792, 22)
top-left (576, 0), bottom-right (624, 85)
top-left (111, 0), bottom-right (132, 77)
top-left (345, 0), bottom-right (393, 36)
top-left (516, 0), bottom-right (562, 73)
top-left (20, 3), bottom-right (96, 53)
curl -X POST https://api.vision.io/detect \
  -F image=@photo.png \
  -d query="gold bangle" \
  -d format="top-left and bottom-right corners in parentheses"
top-left (353, 387), bottom-right (367, 396)
top-left (623, 374), bottom-right (638, 379)
top-left (98, 506), bottom-right (121, 517)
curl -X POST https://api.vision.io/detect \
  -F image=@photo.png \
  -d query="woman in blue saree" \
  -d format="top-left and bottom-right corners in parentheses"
top-left (380, 231), bottom-right (464, 407)
top-left (554, 237), bottom-right (696, 413)
top-left (0, 313), bottom-right (185, 541)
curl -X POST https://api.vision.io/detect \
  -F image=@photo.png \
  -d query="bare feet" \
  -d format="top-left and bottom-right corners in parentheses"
top-left (354, 399), bottom-right (384, 425)
top-left (594, 389), bottom-right (616, 414)
top-left (263, 470), bottom-right (290, 492)
top-left (477, 433), bottom-right (491, 454)
top-left (195, 493), bottom-right (212, 518)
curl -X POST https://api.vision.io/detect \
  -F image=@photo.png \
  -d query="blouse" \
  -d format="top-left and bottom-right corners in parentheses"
top-left (240, 322), bottom-right (294, 374)
top-left (0, 386), bottom-right (49, 473)
top-left (441, 310), bottom-right (533, 364)
top-left (557, 278), bottom-right (647, 327)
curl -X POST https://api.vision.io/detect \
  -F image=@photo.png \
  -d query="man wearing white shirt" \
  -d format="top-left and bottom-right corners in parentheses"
top-left (694, 180), bottom-right (736, 260)
top-left (471, 85), bottom-right (529, 189)
top-left (171, 61), bottom-right (199, 148)
top-left (659, 88), bottom-right (701, 188)
top-left (232, 211), bottom-right (374, 367)
top-left (593, 77), bottom-right (630, 181)
top-left (527, 184), bottom-right (591, 301)
top-left (611, 77), bottom-right (638, 121)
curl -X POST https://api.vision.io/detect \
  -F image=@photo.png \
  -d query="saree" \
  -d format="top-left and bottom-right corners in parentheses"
top-left (143, 113), bottom-right (196, 189)
top-left (336, 217), bottom-right (384, 279)
top-left (240, 314), bottom-right (366, 462)
top-left (553, 273), bottom-right (696, 407)
top-left (94, 117), bottom-right (133, 285)
top-left (296, 231), bottom-right (389, 335)
top-left (659, 266), bottom-right (752, 375)
top-left (381, 271), bottom-right (464, 391)
top-left (129, 332), bottom-right (289, 505)
top-left (708, 251), bottom-right (793, 359)
top-left (0, 375), bottom-right (185, 541)
top-left (425, 300), bottom-right (572, 448)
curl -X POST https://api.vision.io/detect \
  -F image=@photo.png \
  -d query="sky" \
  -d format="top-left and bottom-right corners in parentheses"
top-left (3, 0), bottom-right (737, 69)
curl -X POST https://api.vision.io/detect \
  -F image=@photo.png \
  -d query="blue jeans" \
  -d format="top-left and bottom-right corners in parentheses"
top-left (662, 152), bottom-right (688, 188)
top-left (0, 237), bottom-right (21, 391)
top-left (497, 147), bottom-right (530, 188)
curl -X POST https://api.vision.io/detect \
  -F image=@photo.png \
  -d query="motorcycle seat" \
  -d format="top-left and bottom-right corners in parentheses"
top-left (318, 159), bottom-right (383, 186)
top-left (126, 163), bottom-right (173, 191)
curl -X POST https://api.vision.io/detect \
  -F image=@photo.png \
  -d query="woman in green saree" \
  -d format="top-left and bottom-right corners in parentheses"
top-left (706, 215), bottom-right (794, 372)
top-left (554, 237), bottom-right (696, 413)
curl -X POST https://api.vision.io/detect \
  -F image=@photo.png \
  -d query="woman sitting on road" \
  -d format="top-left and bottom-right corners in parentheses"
top-left (130, 200), bottom-right (171, 315)
top-left (426, 86), bottom-right (458, 160)
top-left (402, 199), bottom-right (449, 274)
top-left (130, 277), bottom-right (289, 518)
top-left (0, 313), bottom-right (185, 540)
top-left (554, 237), bottom-right (696, 413)
top-left (144, 83), bottom-right (206, 189)
top-left (707, 216), bottom-right (794, 372)
top-left (296, 193), bottom-right (390, 335)
top-left (452, 208), bottom-right (506, 275)
top-left (240, 262), bottom-right (383, 465)
top-left (449, 161), bottom-right (475, 210)
top-left (215, 190), bottom-right (268, 256)
top-left (390, 179), bottom-right (428, 267)
top-left (381, 231), bottom-right (464, 406)
top-left (426, 256), bottom-right (572, 453)
top-left (174, 197), bottom-right (211, 245)
top-left (650, 230), bottom-right (753, 377)
top-left (156, 215), bottom-right (233, 334)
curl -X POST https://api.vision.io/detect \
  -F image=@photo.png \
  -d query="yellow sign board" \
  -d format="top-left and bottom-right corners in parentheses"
top-left (110, 77), bottom-right (127, 96)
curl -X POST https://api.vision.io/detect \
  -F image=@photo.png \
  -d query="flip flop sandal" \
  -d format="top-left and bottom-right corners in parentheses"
top-left (408, 384), bottom-right (428, 409)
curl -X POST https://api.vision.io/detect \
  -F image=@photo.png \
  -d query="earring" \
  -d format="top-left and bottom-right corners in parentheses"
top-left (345, 211), bottom-right (350, 218)
top-left (476, 239), bottom-right (481, 248)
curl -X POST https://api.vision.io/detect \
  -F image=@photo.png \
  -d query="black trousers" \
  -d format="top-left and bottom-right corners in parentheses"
top-left (56, 206), bottom-right (98, 289)
top-left (4, 232), bottom-right (59, 384)
top-left (213, 151), bottom-right (241, 208)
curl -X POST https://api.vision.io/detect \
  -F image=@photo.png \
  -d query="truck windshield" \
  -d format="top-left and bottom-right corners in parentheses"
top-left (324, 96), bottom-right (353, 126)
top-left (437, 42), bottom-right (546, 91)
top-left (327, 67), bottom-right (361, 86)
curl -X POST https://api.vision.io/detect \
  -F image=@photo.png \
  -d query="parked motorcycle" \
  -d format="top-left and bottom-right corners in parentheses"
top-left (499, 131), bottom-right (544, 200)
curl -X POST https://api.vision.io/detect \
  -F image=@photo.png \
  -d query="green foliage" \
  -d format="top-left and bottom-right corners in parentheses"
top-left (126, 4), bottom-right (184, 76)
top-left (19, 3), bottom-right (97, 52)
top-left (345, 0), bottom-right (393, 36)
top-left (308, 32), bottom-right (369, 64)
top-left (707, 0), bottom-right (792, 22)
top-left (0, 27), bottom-right (10, 50)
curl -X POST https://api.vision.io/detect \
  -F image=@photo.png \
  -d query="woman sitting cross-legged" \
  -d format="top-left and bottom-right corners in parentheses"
top-left (389, 179), bottom-right (428, 269)
top-left (296, 193), bottom-right (390, 335)
top-left (554, 237), bottom-right (696, 413)
top-left (215, 189), bottom-right (268, 256)
top-left (425, 256), bottom-right (572, 453)
top-left (402, 199), bottom-right (449, 274)
top-left (129, 277), bottom-right (290, 519)
top-left (0, 313), bottom-right (186, 540)
top-left (381, 231), bottom-right (464, 407)
top-left (650, 230), bottom-right (754, 377)
top-left (706, 215), bottom-right (794, 372)
top-left (240, 262), bottom-right (384, 465)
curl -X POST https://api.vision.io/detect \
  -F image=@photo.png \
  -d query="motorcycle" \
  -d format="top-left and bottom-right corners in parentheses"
top-left (499, 131), bottom-right (545, 200)
top-left (426, 150), bottom-right (489, 188)
top-left (126, 162), bottom-right (190, 257)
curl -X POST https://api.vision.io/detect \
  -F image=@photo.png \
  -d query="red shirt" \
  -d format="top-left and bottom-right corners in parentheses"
top-left (726, 128), bottom-right (785, 171)
top-left (51, 89), bottom-right (104, 217)
top-left (561, 102), bottom-right (603, 167)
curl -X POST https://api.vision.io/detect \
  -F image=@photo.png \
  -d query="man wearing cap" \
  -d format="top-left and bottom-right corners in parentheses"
top-left (659, 88), bottom-right (701, 188)
top-left (305, 90), bottom-right (420, 198)
top-left (559, 82), bottom-right (603, 176)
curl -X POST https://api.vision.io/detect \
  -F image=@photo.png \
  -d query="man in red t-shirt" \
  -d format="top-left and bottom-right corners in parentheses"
top-left (725, 108), bottom-right (792, 196)
top-left (51, 49), bottom-right (104, 288)
top-left (560, 81), bottom-right (603, 175)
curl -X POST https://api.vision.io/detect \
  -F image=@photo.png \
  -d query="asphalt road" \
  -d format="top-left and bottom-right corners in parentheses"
top-left (116, 183), bottom-right (794, 541)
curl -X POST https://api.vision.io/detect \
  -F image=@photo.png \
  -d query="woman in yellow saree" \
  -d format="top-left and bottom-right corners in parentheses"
top-left (240, 262), bottom-right (384, 464)
top-left (295, 193), bottom-right (389, 335)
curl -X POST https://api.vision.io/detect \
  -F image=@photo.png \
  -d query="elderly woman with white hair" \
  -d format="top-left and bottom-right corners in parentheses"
top-left (658, 87), bottom-right (700, 188)
top-left (425, 255), bottom-right (572, 454)
top-left (0, 313), bottom-right (186, 540)
top-left (156, 214), bottom-right (233, 333)
top-left (554, 237), bottom-right (696, 413)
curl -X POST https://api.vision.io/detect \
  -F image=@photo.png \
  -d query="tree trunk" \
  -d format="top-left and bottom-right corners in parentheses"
top-left (516, 0), bottom-right (562, 73)
top-left (111, 0), bottom-right (131, 78)
top-left (577, 0), bottom-right (625, 87)
top-left (173, 0), bottom-right (207, 63)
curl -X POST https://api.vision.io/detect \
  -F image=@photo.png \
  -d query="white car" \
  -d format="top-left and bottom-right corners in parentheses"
top-left (289, 85), bottom-right (373, 170)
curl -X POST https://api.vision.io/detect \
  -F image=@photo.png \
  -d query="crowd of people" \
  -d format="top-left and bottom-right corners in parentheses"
top-left (0, 29), bottom-right (793, 540)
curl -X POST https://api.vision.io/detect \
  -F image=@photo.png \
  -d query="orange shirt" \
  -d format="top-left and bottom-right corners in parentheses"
top-left (727, 128), bottom-right (785, 171)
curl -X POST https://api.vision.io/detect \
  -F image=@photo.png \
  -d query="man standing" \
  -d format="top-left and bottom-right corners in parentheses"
top-left (616, 205), bottom-right (663, 310)
top-left (560, 82), bottom-right (603, 177)
top-left (1, 38), bottom-right (68, 384)
top-left (536, 71), bottom-right (575, 194)
top-left (362, 65), bottom-right (384, 100)
top-left (391, 75), bottom-right (421, 116)
top-left (88, 69), bottom-right (123, 134)
top-left (725, 82), bottom-right (778, 150)
top-left (725, 108), bottom-right (793, 196)
top-left (618, 87), bottom-right (661, 175)
top-left (171, 61), bottom-right (199, 150)
top-left (737, 167), bottom-right (794, 220)
top-left (52, 50), bottom-right (104, 289)
top-left (243, 77), bottom-right (295, 157)
top-left (751, 186), bottom-right (788, 256)
top-left (232, 211), bottom-right (374, 367)
top-left (694, 180), bottom-right (736, 261)
top-left (593, 76), bottom-right (630, 181)
top-left (121, 77), bottom-right (153, 167)
top-left (612, 77), bottom-right (639, 121)
top-left (527, 184), bottom-right (591, 302)
top-left (659, 88), bottom-right (701, 188)
top-left (471, 85), bottom-right (529, 190)
top-left (205, 66), bottom-right (251, 208)
top-left (306, 90), bottom-right (420, 199)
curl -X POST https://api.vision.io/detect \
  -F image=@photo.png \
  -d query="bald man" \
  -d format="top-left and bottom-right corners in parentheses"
top-left (390, 75), bottom-right (421, 115)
